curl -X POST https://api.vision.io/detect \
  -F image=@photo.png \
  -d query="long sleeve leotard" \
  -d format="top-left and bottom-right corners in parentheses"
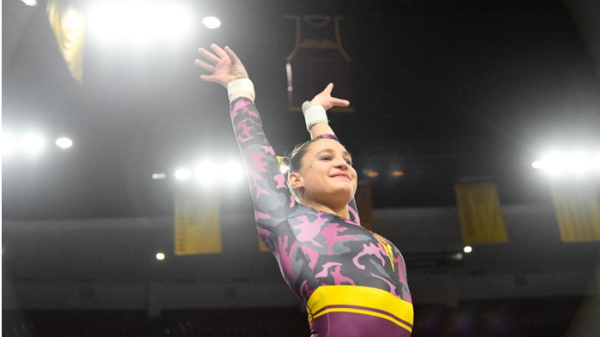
top-left (231, 97), bottom-right (413, 337)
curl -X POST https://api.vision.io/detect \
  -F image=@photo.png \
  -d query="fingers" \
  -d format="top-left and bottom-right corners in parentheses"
top-left (211, 43), bottom-right (228, 60)
top-left (330, 98), bottom-right (350, 107)
top-left (224, 46), bottom-right (241, 65)
top-left (323, 83), bottom-right (334, 94)
top-left (197, 48), bottom-right (221, 65)
top-left (194, 59), bottom-right (216, 73)
top-left (200, 74), bottom-right (216, 82)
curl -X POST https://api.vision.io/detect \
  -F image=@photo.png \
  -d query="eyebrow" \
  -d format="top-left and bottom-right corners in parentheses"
top-left (315, 149), bottom-right (352, 158)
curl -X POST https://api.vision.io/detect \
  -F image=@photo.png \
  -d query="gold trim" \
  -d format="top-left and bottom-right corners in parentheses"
top-left (286, 16), bottom-right (301, 62)
top-left (313, 308), bottom-right (412, 332)
top-left (335, 17), bottom-right (352, 62)
top-left (303, 15), bottom-right (331, 28)
top-left (306, 285), bottom-right (413, 331)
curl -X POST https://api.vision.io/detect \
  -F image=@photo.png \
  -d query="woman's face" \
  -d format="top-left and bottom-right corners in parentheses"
top-left (290, 139), bottom-right (358, 206)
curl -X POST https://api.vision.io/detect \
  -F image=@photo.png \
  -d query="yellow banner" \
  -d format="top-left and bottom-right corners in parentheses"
top-left (174, 192), bottom-right (221, 255)
top-left (355, 184), bottom-right (375, 232)
top-left (47, 0), bottom-right (85, 82)
top-left (551, 182), bottom-right (600, 242)
top-left (455, 183), bottom-right (508, 244)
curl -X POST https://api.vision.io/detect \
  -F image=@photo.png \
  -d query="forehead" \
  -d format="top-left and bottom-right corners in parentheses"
top-left (307, 139), bottom-right (350, 156)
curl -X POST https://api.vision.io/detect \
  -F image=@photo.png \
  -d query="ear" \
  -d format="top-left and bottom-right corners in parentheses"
top-left (288, 172), bottom-right (304, 190)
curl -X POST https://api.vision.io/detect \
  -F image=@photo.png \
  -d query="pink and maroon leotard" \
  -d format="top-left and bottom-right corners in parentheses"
top-left (231, 97), bottom-right (413, 337)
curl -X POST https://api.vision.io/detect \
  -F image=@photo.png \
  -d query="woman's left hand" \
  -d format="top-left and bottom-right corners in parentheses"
top-left (310, 83), bottom-right (350, 110)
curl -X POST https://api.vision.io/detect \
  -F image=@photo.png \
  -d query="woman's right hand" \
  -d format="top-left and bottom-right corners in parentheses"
top-left (195, 44), bottom-right (249, 87)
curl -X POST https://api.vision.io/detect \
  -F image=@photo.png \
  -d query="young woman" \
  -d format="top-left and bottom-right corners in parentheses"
top-left (195, 44), bottom-right (412, 337)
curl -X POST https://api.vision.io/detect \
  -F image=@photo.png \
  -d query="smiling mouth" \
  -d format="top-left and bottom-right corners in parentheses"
top-left (331, 174), bottom-right (350, 180)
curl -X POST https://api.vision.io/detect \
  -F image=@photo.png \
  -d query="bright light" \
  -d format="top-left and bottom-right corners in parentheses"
top-left (64, 7), bottom-right (83, 32)
top-left (221, 160), bottom-right (245, 185)
top-left (88, 2), bottom-right (194, 44)
top-left (20, 0), bottom-right (37, 6)
top-left (195, 160), bottom-right (220, 186)
top-left (569, 152), bottom-right (592, 174)
top-left (175, 168), bottom-right (191, 180)
top-left (2, 135), bottom-right (17, 155)
top-left (280, 165), bottom-right (289, 174)
top-left (367, 171), bottom-right (379, 177)
top-left (202, 16), bottom-right (221, 29)
top-left (156, 252), bottom-right (165, 260)
top-left (21, 134), bottom-right (45, 154)
top-left (546, 152), bottom-right (566, 175)
top-left (56, 138), bottom-right (73, 149)
top-left (535, 150), bottom-right (600, 177)
top-left (463, 246), bottom-right (473, 253)
top-left (152, 173), bottom-right (166, 179)
top-left (392, 171), bottom-right (404, 176)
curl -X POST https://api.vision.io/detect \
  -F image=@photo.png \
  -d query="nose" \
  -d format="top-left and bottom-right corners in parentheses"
top-left (334, 158), bottom-right (348, 170)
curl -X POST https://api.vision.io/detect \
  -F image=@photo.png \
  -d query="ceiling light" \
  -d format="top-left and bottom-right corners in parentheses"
top-left (202, 16), bottom-right (221, 29)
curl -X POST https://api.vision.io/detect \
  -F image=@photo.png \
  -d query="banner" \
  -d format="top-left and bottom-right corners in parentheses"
top-left (286, 15), bottom-right (353, 112)
top-left (455, 183), bottom-right (508, 244)
top-left (47, 0), bottom-right (85, 82)
top-left (174, 192), bottom-right (221, 255)
top-left (551, 182), bottom-right (600, 242)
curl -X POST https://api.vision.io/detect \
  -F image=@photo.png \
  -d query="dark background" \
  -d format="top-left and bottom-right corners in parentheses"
top-left (4, 0), bottom-right (600, 221)
top-left (3, 1), bottom-right (600, 336)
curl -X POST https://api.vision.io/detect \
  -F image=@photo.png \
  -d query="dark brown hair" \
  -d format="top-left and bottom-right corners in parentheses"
top-left (287, 138), bottom-right (324, 202)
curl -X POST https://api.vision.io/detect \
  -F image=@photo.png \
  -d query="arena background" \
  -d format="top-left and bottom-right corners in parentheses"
top-left (3, 0), bottom-right (600, 336)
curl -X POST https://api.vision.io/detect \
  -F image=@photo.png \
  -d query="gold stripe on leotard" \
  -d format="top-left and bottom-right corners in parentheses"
top-left (306, 285), bottom-right (414, 332)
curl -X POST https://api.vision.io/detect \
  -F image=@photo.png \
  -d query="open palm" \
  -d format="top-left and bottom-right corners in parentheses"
top-left (195, 44), bottom-right (249, 87)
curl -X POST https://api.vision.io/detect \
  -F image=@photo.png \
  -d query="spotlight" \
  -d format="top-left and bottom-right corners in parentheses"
top-left (175, 168), bottom-right (191, 180)
top-left (531, 161), bottom-right (544, 169)
top-left (156, 252), bottom-right (165, 260)
top-left (88, 2), bottom-right (194, 43)
top-left (535, 150), bottom-right (600, 177)
top-left (202, 16), bottom-right (221, 29)
top-left (152, 173), bottom-right (166, 180)
top-left (221, 160), bottom-right (245, 185)
top-left (569, 152), bottom-right (592, 175)
top-left (21, 134), bottom-right (45, 154)
top-left (195, 160), bottom-right (220, 186)
top-left (55, 137), bottom-right (73, 149)
top-left (20, 0), bottom-right (37, 6)
top-left (463, 246), bottom-right (473, 253)
top-left (2, 135), bottom-right (17, 155)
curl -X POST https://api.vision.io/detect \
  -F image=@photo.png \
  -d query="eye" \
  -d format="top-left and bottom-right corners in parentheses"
top-left (320, 155), bottom-right (332, 161)
top-left (345, 159), bottom-right (353, 166)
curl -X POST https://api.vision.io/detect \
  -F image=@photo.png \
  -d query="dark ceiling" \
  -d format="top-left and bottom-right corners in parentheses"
top-left (3, 0), bottom-right (600, 220)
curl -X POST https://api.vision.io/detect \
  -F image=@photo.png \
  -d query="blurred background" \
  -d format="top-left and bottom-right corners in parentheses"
top-left (3, 0), bottom-right (600, 336)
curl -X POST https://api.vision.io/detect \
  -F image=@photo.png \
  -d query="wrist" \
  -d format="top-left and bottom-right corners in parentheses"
top-left (302, 101), bottom-right (328, 132)
top-left (227, 78), bottom-right (255, 102)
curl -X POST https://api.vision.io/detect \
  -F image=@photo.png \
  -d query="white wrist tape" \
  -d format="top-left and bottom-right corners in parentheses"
top-left (227, 78), bottom-right (255, 101)
top-left (302, 101), bottom-right (328, 132)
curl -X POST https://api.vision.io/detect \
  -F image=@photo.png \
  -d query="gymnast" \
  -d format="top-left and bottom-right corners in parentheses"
top-left (195, 44), bottom-right (412, 337)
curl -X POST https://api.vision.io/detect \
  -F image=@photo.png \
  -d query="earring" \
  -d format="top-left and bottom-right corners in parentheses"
top-left (307, 162), bottom-right (314, 170)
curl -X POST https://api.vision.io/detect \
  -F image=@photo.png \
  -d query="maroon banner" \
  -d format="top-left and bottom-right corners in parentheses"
top-left (287, 16), bottom-right (353, 113)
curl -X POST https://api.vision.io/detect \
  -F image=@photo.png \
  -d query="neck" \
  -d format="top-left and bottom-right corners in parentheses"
top-left (302, 200), bottom-right (350, 219)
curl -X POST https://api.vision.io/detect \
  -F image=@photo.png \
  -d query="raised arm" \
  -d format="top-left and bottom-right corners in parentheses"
top-left (196, 45), bottom-right (292, 243)
top-left (304, 83), bottom-right (350, 139)
top-left (302, 84), bottom-right (361, 222)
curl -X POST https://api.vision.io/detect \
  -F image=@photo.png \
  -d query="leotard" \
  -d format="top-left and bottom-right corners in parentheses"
top-left (231, 97), bottom-right (413, 337)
